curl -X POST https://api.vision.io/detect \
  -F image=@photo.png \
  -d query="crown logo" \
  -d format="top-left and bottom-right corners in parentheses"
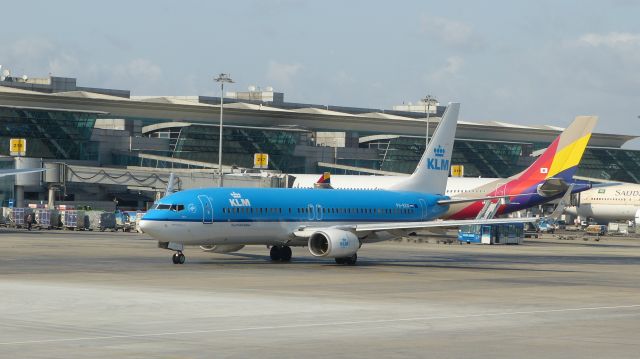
top-left (434, 145), bottom-right (445, 157)
top-left (230, 192), bottom-right (242, 199)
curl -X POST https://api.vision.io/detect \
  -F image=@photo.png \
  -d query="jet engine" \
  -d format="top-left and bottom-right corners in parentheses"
top-left (199, 244), bottom-right (245, 253)
top-left (308, 229), bottom-right (359, 258)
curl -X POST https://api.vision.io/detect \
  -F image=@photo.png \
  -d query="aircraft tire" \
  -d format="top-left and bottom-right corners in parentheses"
top-left (344, 253), bottom-right (357, 266)
top-left (280, 246), bottom-right (292, 262)
top-left (269, 246), bottom-right (281, 261)
top-left (178, 253), bottom-right (186, 264)
top-left (172, 253), bottom-right (180, 264)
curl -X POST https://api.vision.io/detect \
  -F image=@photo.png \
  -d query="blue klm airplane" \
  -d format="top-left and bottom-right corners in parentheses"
top-left (140, 103), bottom-right (533, 265)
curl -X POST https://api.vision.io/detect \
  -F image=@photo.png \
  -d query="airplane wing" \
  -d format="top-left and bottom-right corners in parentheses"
top-left (293, 217), bottom-right (536, 238)
top-left (0, 168), bottom-right (45, 177)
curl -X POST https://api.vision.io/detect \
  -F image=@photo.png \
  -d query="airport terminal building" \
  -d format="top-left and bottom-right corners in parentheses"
top-left (0, 75), bottom-right (639, 208)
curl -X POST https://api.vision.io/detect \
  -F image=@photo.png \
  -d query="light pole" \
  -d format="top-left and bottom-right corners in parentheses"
top-left (214, 73), bottom-right (234, 187)
top-left (422, 95), bottom-right (433, 148)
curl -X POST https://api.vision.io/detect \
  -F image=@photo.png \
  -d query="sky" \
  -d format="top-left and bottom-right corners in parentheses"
top-left (1, 0), bottom-right (639, 148)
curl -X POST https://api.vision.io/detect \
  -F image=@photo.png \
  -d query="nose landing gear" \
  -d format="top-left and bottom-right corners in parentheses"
top-left (172, 252), bottom-right (186, 264)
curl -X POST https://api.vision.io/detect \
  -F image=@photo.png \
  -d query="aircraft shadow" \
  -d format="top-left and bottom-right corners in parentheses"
top-left (189, 253), bottom-right (578, 273)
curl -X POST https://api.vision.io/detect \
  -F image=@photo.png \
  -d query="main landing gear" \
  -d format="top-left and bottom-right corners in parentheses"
top-left (269, 245), bottom-right (292, 262)
top-left (335, 253), bottom-right (357, 266)
top-left (172, 252), bottom-right (186, 264)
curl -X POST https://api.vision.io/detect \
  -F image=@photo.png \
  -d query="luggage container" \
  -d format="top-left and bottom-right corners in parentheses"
top-left (85, 211), bottom-right (116, 231)
top-left (607, 222), bottom-right (629, 235)
top-left (61, 210), bottom-right (87, 230)
top-left (98, 212), bottom-right (116, 231)
top-left (9, 208), bottom-right (34, 228)
top-left (34, 209), bottom-right (58, 229)
top-left (115, 211), bottom-right (132, 232)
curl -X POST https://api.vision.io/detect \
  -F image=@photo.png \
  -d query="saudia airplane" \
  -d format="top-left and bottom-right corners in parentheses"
top-left (140, 103), bottom-right (535, 265)
top-left (291, 115), bottom-right (598, 220)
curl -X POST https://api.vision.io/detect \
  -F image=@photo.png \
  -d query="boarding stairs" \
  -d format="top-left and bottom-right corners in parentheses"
top-left (476, 197), bottom-right (511, 220)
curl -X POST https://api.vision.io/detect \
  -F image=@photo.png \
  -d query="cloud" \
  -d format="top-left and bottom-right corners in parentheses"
top-left (1, 37), bottom-right (61, 76)
top-left (0, 37), bottom-right (166, 93)
top-left (329, 70), bottom-right (356, 87)
top-left (266, 61), bottom-right (302, 89)
top-left (420, 16), bottom-right (480, 48)
top-left (579, 32), bottom-right (640, 48)
top-left (428, 56), bottom-right (464, 82)
top-left (48, 52), bottom-right (81, 76)
top-left (561, 32), bottom-right (640, 95)
top-left (113, 58), bottom-right (163, 83)
top-left (9, 38), bottom-right (55, 59)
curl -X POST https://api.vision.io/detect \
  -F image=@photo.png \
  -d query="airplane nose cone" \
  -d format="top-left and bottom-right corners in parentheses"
top-left (139, 219), bottom-right (151, 234)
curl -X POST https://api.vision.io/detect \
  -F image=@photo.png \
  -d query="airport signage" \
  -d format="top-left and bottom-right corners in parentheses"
top-left (10, 138), bottom-right (26, 156)
top-left (253, 153), bottom-right (269, 169)
top-left (451, 165), bottom-right (464, 177)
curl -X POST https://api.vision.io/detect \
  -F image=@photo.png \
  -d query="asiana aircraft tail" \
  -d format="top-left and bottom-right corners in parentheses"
top-left (445, 115), bottom-right (598, 219)
top-left (140, 103), bottom-right (536, 266)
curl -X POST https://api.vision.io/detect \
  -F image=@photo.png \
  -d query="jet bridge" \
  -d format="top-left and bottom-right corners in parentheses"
top-left (48, 163), bottom-right (286, 191)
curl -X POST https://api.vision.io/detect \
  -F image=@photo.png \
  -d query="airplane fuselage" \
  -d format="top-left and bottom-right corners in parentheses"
top-left (141, 187), bottom-right (448, 246)
top-left (290, 174), bottom-right (591, 219)
top-left (565, 184), bottom-right (640, 222)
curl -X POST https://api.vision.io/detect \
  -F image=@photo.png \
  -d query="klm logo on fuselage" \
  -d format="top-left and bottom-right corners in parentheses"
top-left (427, 145), bottom-right (449, 171)
top-left (229, 192), bottom-right (251, 207)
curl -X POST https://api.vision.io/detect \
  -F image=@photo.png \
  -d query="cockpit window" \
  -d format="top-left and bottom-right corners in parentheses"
top-left (152, 203), bottom-right (184, 211)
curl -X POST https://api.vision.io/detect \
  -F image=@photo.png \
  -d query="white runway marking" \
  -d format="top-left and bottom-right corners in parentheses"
top-left (2, 304), bottom-right (639, 346)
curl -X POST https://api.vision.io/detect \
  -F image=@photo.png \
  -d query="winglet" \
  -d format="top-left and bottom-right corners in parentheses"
top-left (388, 102), bottom-right (460, 194)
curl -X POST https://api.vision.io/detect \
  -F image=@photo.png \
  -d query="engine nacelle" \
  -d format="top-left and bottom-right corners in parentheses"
top-left (308, 229), bottom-right (359, 258)
top-left (199, 244), bottom-right (245, 253)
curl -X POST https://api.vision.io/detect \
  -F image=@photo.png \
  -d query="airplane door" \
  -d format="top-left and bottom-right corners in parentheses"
top-left (316, 204), bottom-right (323, 220)
top-left (495, 183), bottom-right (507, 197)
top-left (197, 195), bottom-right (213, 224)
top-left (571, 193), bottom-right (581, 206)
top-left (419, 199), bottom-right (427, 219)
top-left (307, 204), bottom-right (315, 221)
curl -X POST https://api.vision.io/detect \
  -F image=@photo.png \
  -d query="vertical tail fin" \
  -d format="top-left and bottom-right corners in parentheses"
top-left (513, 116), bottom-right (598, 183)
top-left (389, 102), bottom-right (460, 194)
top-left (165, 173), bottom-right (176, 196)
top-left (316, 172), bottom-right (331, 184)
top-left (314, 172), bottom-right (333, 189)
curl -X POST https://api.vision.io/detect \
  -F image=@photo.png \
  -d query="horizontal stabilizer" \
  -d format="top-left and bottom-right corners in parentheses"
top-left (437, 193), bottom-right (535, 206)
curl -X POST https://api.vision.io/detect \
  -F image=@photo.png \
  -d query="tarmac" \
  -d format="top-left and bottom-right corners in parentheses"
top-left (1, 229), bottom-right (639, 358)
